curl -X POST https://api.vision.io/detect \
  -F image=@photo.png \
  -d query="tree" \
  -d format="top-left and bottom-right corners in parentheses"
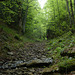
top-left (22, 0), bottom-right (28, 34)
top-left (18, 1), bottom-right (22, 31)
top-left (0, 0), bottom-right (5, 1)
top-left (52, 0), bottom-right (55, 20)
top-left (66, 0), bottom-right (72, 26)
top-left (57, 0), bottom-right (60, 19)
top-left (74, 0), bottom-right (75, 16)
top-left (1, 0), bottom-right (75, 39)
top-left (70, 0), bottom-right (74, 25)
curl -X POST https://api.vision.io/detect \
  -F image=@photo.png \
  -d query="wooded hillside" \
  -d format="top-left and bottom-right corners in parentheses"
top-left (0, 0), bottom-right (75, 75)
top-left (0, 0), bottom-right (75, 39)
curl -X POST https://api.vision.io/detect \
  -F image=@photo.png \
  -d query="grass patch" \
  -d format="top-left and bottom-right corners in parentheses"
top-left (0, 24), bottom-right (16, 35)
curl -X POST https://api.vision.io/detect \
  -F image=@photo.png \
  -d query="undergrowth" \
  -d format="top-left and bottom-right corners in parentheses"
top-left (46, 31), bottom-right (75, 73)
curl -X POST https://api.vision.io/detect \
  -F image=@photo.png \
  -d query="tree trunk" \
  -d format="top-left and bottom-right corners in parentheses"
top-left (66, 0), bottom-right (72, 26)
top-left (70, 0), bottom-right (74, 25)
top-left (19, 8), bottom-right (22, 29)
top-left (52, 1), bottom-right (55, 20)
top-left (17, 1), bottom-right (22, 33)
top-left (57, 0), bottom-right (60, 19)
top-left (22, 0), bottom-right (28, 34)
top-left (74, 0), bottom-right (75, 16)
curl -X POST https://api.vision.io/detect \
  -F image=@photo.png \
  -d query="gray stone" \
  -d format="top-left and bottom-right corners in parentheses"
top-left (41, 58), bottom-right (53, 63)
top-left (26, 59), bottom-right (42, 66)
top-left (29, 68), bottom-right (35, 72)
top-left (42, 56), bottom-right (46, 58)
top-left (26, 57), bottom-right (53, 67)
top-left (1, 58), bottom-right (53, 69)
top-left (7, 52), bottom-right (13, 55)
top-left (0, 61), bottom-right (3, 64)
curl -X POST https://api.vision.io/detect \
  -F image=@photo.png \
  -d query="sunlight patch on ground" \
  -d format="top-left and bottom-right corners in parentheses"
top-left (38, 0), bottom-right (47, 9)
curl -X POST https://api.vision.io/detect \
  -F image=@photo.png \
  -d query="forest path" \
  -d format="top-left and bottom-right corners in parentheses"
top-left (0, 41), bottom-right (53, 75)
top-left (11, 41), bottom-right (49, 61)
top-left (0, 40), bottom-right (75, 75)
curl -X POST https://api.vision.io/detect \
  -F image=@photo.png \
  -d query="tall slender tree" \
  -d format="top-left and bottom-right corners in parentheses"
top-left (18, 1), bottom-right (22, 32)
top-left (66, 0), bottom-right (72, 26)
top-left (22, 0), bottom-right (28, 34)
top-left (52, 1), bottom-right (55, 20)
top-left (70, 0), bottom-right (74, 25)
top-left (57, 0), bottom-right (60, 19)
top-left (74, 0), bottom-right (75, 16)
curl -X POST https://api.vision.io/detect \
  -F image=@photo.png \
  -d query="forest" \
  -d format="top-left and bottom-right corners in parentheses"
top-left (0, 0), bottom-right (75, 75)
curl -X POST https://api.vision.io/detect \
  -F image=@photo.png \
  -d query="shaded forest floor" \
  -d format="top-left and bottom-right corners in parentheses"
top-left (0, 24), bottom-right (75, 75)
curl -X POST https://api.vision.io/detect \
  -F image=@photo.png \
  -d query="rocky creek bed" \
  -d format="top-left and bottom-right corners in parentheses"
top-left (0, 41), bottom-right (52, 75)
top-left (0, 41), bottom-right (75, 75)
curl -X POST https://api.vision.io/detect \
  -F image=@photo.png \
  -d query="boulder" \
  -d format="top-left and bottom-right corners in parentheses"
top-left (7, 52), bottom-right (13, 55)
top-left (26, 58), bottom-right (53, 67)
top-left (0, 57), bottom-right (53, 69)
top-left (40, 64), bottom-right (59, 75)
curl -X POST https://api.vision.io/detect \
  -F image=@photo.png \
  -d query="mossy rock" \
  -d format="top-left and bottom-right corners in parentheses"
top-left (14, 34), bottom-right (22, 41)
top-left (41, 59), bottom-right (75, 74)
top-left (40, 64), bottom-right (59, 75)
top-left (58, 59), bottom-right (75, 73)
top-left (60, 47), bottom-right (75, 57)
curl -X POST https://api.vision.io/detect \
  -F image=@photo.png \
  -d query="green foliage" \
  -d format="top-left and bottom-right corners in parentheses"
top-left (45, 0), bottom-right (75, 39)
top-left (47, 31), bottom-right (75, 59)
top-left (0, 24), bottom-right (16, 35)
top-left (14, 34), bottom-right (22, 41)
top-left (0, 1), bottom-right (18, 23)
top-left (0, 0), bottom-right (75, 40)
top-left (56, 47), bottom-right (62, 53)
top-left (58, 59), bottom-right (75, 72)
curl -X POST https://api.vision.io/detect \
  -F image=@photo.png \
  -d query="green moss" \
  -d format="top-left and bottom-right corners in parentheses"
top-left (0, 24), bottom-right (16, 35)
top-left (58, 59), bottom-right (75, 73)
top-left (14, 34), bottom-right (22, 41)
top-left (41, 64), bottom-right (59, 74)
top-left (42, 59), bottom-right (75, 74)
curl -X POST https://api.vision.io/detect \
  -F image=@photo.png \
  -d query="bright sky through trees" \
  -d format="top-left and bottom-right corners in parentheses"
top-left (38, 0), bottom-right (47, 9)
